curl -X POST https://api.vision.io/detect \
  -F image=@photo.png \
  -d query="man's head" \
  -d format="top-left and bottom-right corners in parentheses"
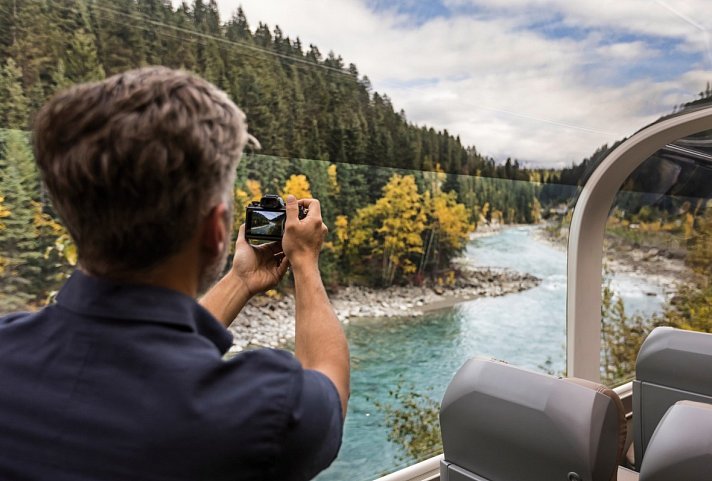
top-left (34, 67), bottom-right (248, 288)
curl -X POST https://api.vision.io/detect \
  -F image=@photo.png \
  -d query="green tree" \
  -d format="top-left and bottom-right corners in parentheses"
top-left (64, 28), bottom-right (105, 83)
top-left (688, 202), bottom-right (712, 277)
top-left (8, 0), bottom-right (56, 98)
top-left (375, 382), bottom-right (442, 462)
top-left (0, 130), bottom-right (42, 311)
top-left (0, 58), bottom-right (29, 129)
top-left (600, 284), bottom-right (655, 385)
top-left (90, 0), bottom-right (146, 75)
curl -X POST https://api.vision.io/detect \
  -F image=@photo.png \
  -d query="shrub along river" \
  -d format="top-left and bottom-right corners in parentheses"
top-left (316, 226), bottom-right (668, 481)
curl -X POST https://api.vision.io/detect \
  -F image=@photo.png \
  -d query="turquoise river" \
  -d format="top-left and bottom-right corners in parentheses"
top-left (316, 226), bottom-right (668, 481)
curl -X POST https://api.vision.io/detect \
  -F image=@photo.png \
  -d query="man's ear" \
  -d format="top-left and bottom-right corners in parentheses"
top-left (201, 202), bottom-right (229, 257)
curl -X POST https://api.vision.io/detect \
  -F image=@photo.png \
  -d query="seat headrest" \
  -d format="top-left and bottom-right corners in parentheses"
top-left (565, 377), bottom-right (627, 473)
top-left (440, 358), bottom-right (625, 481)
top-left (639, 400), bottom-right (712, 481)
top-left (636, 327), bottom-right (712, 396)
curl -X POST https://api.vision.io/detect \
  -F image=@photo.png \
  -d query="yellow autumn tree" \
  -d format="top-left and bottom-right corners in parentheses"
top-left (332, 215), bottom-right (349, 256)
top-left (423, 163), bottom-right (446, 195)
top-left (431, 191), bottom-right (474, 251)
top-left (419, 191), bottom-right (474, 276)
top-left (350, 174), bottom-right (426, 285)
top-left (0, 195), bottom-right (9, 225)
top-left (327, 164), bottom-right (340, 195)
top-left (33, 201), bottom-right (77, 267)
top-left (480, 201), bottom-right (490, 225)
top-left (234, 179), bottom-right (263, 226)
top-left (281, 174), bottom-right (312, 200)
top-left (0, 195), bottom-right (10, 275)
top-left (323, 214), bottom-right (349, 262)
top-left (530, 197), bottom-right (542, 224)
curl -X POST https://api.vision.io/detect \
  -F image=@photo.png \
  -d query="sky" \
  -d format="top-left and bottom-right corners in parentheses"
top-left (187, 0), bottom-right (712, 167)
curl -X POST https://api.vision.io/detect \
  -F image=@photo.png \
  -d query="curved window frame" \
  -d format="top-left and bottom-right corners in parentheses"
top-left (566, 105), bottom-right (712, 381)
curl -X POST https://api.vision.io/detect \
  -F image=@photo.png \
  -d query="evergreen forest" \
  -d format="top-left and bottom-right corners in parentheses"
top-left (0, 0), bottom-right (546, 310)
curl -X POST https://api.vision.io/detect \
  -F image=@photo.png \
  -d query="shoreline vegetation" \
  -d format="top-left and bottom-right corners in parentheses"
top-left (535, 220), bottom-right (692, 296)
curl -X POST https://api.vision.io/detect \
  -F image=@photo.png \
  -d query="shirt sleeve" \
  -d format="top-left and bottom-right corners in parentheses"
top-left (273, 368), bottom-right (344, 481)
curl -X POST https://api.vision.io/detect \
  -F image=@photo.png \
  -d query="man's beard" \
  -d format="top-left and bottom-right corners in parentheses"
top-left (197, 201), bottom-right (233, 295)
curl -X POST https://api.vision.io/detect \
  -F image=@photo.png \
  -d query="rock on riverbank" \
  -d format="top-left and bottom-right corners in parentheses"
top-left (227, 267), bottom-right (540, 353)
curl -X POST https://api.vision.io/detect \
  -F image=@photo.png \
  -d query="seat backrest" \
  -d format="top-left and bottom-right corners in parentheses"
top-left (639, 401), bottom-right (712, 481)
top-left (439, 358), bottom-right (625, 481)
top-left (633, 327), bottom-right (712, 465)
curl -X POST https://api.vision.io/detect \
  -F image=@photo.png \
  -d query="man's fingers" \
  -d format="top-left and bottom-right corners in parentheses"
top-left (285, 194), bottom-right (300, 226)
top-left (236, 224), bottom-right (247, 244)
top-left (259, 241), bottom-right (283, 257)
top-left (276, 257), bottom-right (289, 278)
top-left (298, 198), bottom-right (322, 219)
top-left (268, 241), bottom-right (284, 256)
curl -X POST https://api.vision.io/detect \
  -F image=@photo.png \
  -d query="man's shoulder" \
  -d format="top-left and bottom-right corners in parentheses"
top-left (219, 348), bottom-right (304, 400)
top-left (229, 347), bottom-right (301, 371)
top-left (216, 348), bottom-right (340, 420)
top-left (0, 311), bottom-right (33, 328)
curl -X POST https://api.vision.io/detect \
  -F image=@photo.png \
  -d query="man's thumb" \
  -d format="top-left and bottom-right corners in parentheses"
top-left (285, 195), bottom-right (298, 223)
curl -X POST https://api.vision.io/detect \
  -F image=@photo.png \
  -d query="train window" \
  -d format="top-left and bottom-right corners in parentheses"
top-left (1, 1), bottom-right (711, 480)
top-left (601, 128), bottom-right (712, 387)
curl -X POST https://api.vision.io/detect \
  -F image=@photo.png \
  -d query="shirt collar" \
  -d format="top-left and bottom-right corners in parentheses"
top-left (56, 270), bottom-right (233, 354)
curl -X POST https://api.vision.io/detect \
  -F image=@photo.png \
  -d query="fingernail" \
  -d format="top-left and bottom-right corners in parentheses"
top-left (286, 195), bottom-right (296, 203)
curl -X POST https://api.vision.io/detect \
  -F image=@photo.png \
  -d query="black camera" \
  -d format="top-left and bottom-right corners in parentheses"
top-left (245, 194), bottom-right (306, 242)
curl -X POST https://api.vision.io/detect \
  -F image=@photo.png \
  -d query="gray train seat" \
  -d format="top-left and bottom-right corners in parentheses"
top-left (638, 400), bottom-right (712, 480)
top-left (633, 327), bottom-right (712, 465)
top-left (440, 358), bottom-right (626, 481)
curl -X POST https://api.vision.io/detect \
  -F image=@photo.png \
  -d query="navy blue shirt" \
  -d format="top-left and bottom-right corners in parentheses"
top-left (0, 271), bottom-right (342, 481)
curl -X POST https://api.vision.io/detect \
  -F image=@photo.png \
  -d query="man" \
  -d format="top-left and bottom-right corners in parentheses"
top-left (0, 67), bottom-right (349, 481)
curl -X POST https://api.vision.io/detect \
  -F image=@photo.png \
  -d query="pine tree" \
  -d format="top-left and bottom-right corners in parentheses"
top-left (162, 2), bottom-right (197, 70)
top-left (0, 57), bottom-right (29, 129)
top-left (90, 0), bottom-right (146, 75)
top-left (0, 0), bottom-right (18, 58)
top-left (64, 28), bottom-right (105, 83)
top-left (136, 0), bottom-right (173, 65)
top-left (0, 130), bottom-right (42, 310)
top-left (225, 7), bottom-right (251, 42)
top-left (9, 0), bottom-right (56, 92)
top-left (51, 59), bottom-right (74, 92)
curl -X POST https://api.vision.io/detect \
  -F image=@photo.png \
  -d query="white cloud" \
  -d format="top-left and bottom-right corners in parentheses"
top-left (596, 41), bottom-right (655, 61)
top-left (190, 0), bottom-right (712, 166)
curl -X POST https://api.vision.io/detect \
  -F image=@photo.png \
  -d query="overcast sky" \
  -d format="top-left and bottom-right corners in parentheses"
top-left (186, 0), bottom-right (712, 167)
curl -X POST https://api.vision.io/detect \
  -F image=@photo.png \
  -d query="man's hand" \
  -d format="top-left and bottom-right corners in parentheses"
top-left (282, 195), bottom-right (328, 272)
top-left (231, 223), bottom-right (289, 296)
top-left (199, 224), bottom-right (288, 327)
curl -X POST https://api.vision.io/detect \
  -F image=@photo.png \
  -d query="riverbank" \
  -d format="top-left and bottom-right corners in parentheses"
top-left (534, 220), bottom-right (692, 295)
top-left (227, 265), bottom-right (540, 353)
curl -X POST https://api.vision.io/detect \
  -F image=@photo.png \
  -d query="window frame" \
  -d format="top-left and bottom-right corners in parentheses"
top-left (566, 106), bottom-right (712, 381)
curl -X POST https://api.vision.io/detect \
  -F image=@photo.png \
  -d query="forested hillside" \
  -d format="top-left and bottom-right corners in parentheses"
top-left (2, 0), bottom-right (710, 312)
top-left (0, 0), bottom-right (547, 311)
top-left (0, 0), bottom-right (535, 179)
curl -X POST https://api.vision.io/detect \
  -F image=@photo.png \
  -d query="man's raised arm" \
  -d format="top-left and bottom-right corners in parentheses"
top-left (283, 195), bottom-right (350, 416)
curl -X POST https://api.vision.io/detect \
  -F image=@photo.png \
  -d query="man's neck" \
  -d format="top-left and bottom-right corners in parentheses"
top-left (80, 248), bottom-right (201, 298)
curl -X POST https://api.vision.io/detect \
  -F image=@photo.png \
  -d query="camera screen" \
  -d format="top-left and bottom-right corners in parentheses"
top-left (249, 209), bottom-right (286, 237)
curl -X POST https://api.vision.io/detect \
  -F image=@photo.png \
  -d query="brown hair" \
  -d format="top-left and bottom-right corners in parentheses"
top-left (34, 67), bottom-right (248, 275)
